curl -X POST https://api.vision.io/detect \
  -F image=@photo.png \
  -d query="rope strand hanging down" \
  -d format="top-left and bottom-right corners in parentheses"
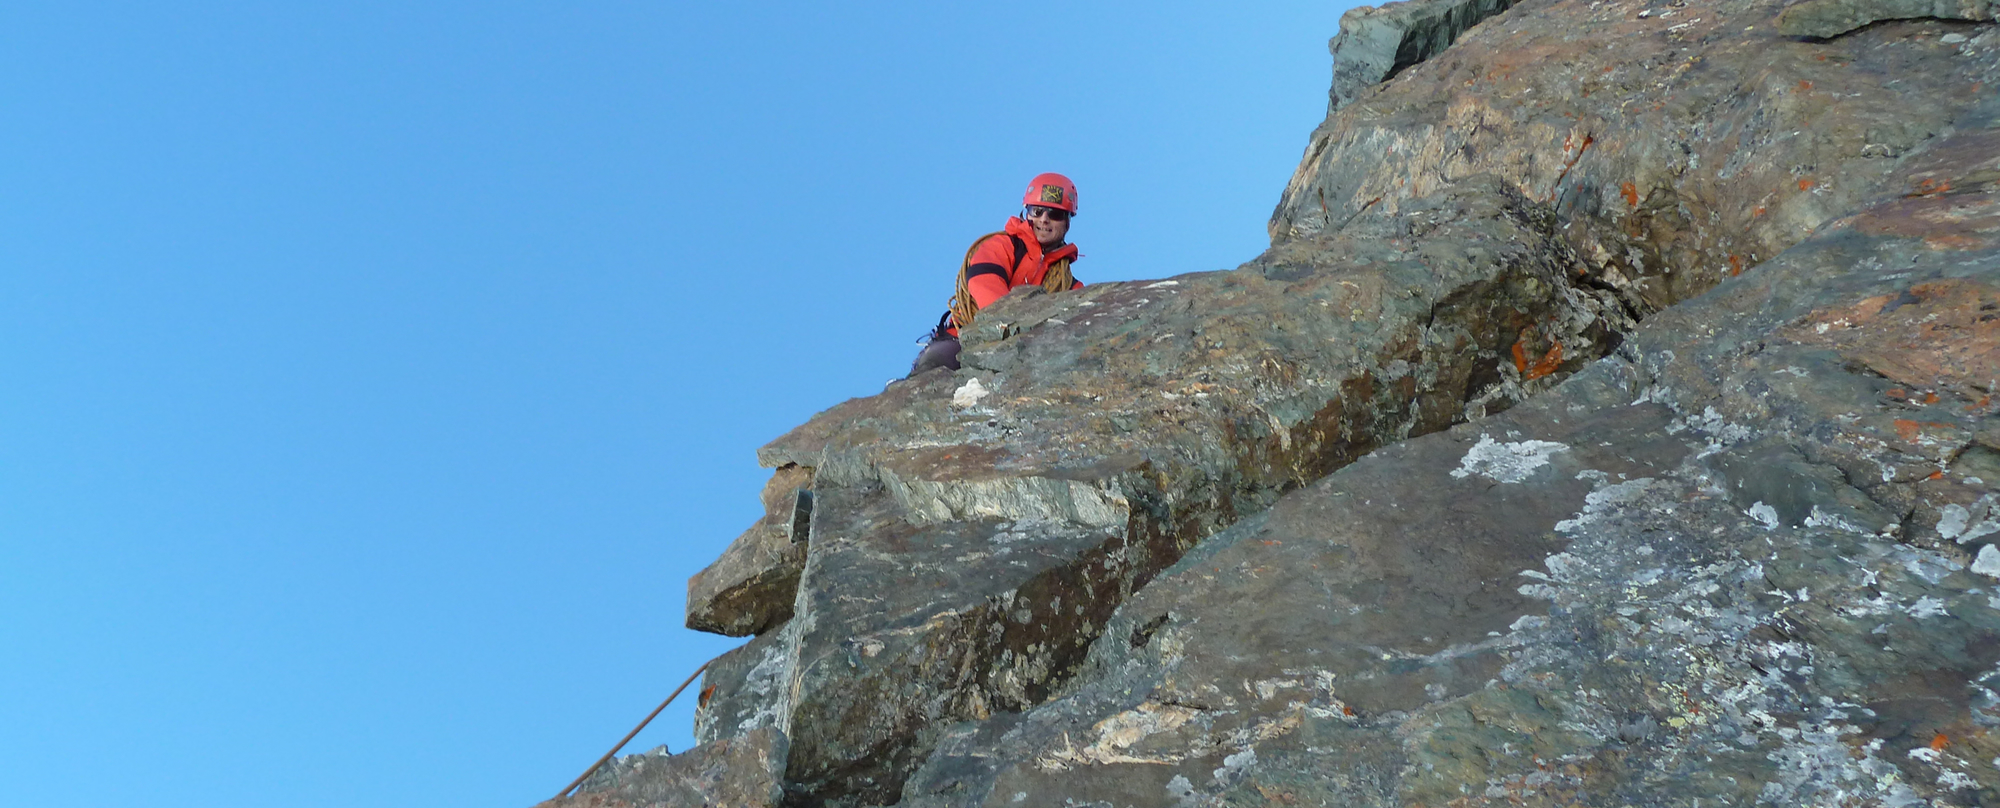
top-left (553, 660), bottom-right (713, 801)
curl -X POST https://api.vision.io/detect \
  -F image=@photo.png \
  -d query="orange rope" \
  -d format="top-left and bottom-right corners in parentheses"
top-left (948, 235), bottom-right (1075, 333)
top-left (949, 232), bottom-right (1007, 333)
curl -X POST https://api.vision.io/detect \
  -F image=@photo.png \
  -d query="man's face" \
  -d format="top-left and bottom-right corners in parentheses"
top-left (1025, 206), bottom-right (1070, 248)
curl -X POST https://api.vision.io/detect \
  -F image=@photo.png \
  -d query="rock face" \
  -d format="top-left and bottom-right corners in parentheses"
top-left (899, 116), bottom-right (2000, 804)
top-left (687, 465), bottom-right (815, 637)
top-left (536, 729), bottom-right (788, 808)
top-left (1328, 0), bottom-right (1520, 111)
top-left (566, 0), bottom-right (1999, 805)
top-left (1779, 0), bottom-right (1997, 37)
top-left (707, 172), bottom-right (1646, 806)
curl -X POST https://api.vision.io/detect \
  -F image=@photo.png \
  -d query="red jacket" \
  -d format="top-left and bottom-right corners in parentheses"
top-left (951, 217), bottom-right (1082, 335)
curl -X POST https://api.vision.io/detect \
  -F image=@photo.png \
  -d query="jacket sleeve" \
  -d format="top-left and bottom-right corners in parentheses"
top-left (963, 236), bottom-right (1019, 310)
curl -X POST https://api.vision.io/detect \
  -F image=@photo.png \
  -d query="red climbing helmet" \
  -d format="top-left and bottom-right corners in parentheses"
top-left (1022, 172), bottom-right (1078, 214)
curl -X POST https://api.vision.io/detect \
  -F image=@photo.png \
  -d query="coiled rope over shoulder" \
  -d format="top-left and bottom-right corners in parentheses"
top-left (947, 232), bottom-right (1074, 333)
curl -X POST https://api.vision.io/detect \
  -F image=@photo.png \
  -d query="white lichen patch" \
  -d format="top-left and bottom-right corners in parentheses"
top-left (1748, 501), bottom-right (1782, 530)
top-left (952, 377), bottom-right (992, 408)
top-left (1973, 544), bottom-right (2000, 579)
top-left (1803, 506), bottom-right (1871, 535)
top-left (1940, 495), bottom-right (2000, 543)
top-left (1400, 387), bottom-right (2000, 806)
top-left (1907, 744), bottom-right (1982, 793)
top-left (1451, 435), bottom-right (1570, 483)
top-left (1517, 582), bottom-right (1560, 600)
top-left (1907, 596), bottom-right (1951, 619)
top-left (1762, 726), bottom-right (1924, 806)
top-left (1897, 546), bottom-right (1963, 584)
top-left (1667, 406), bottom-right (1754, 457)
top-left (1554, 477), bottom-right (1660, 533)
top-left (1212, 747), bottom-right (1257, 786)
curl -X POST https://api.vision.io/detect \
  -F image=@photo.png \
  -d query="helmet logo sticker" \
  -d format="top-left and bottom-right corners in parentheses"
top-left (1039, 185), bottom-right (1065, 204)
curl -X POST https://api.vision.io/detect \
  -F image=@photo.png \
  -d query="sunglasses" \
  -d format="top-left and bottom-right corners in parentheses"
top-left (1024, 205), bottom-right (1071, 222)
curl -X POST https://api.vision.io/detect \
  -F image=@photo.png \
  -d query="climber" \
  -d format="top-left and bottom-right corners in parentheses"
top-left (909, 172), bottom-right (1085, 375)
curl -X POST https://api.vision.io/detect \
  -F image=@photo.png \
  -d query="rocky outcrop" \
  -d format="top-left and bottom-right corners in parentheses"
top-left (701, 173), bottom-right (1639, 806)
top-left (896, 100), bottom-right (2000, 806)
top-left (564, 0), bottom-right (1999, 805)
top-left (1274, 0), bottom-right (1991, 319)
top-left (687, 465), bottom-right (815, 637)
top-left (1329, 0), bottom-right (1521, 111)
top-left (537, 729), bottom-right (788, 808)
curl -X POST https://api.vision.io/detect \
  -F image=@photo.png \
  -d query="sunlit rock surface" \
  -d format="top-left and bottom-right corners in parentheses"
top-left (537, 728), bottom-right (787, 808)
top-left (899, 113), bottom-right (2000, 805)
top-left (565, 0), bottom-right (2000, 804)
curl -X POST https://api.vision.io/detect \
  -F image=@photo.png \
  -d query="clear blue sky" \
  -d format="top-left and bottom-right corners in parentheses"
top-left (1, 3), bottom-right (1361, 806)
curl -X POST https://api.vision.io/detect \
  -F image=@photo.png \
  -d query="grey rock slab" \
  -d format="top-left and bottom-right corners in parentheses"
top-left (775, 472), bottom-right (1150, 806)
top-left (694, 629), bottom-right (792, 747)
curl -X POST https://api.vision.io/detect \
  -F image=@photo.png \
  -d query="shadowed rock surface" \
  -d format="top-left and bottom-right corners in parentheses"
top-left (557, 0), bottom-right (1998, 805)
top-left (1779, 0), bottom-right (1997, 37)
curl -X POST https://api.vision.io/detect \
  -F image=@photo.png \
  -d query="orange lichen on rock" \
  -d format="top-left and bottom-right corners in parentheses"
top-left (1512, 339), bottom-right (1564, 382)
top-left (1779, 280), bottom-right (2000, 402)
top-left (1621, 182), bottom-right (1640, 207)
top-left (1893, 418), bottom-right (1960, 445)
top-left (1895, 419), bottom-right (1923, 441)
top-left (1729, 254), bottom-right (1744, 276)
top-left (1932, 732), bottom-right (1951, 751)
top-left (1798, 177), bottom-right (1816, 191)
top-left (1852, 144), bottom-right (2000, 250)
top-left (1911, 178), bottom-right (1954, 197)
